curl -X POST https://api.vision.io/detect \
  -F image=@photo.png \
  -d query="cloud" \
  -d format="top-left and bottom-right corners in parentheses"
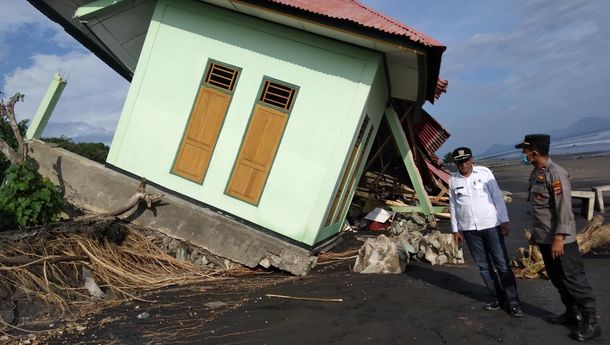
top-left (2, 51), bottom-right (129, 143)
top-left (407, 0), bottom-right (610, 153)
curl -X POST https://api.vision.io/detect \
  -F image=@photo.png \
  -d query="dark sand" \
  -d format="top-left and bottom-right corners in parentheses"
top-left (39, 155), bottom-right (610, 344)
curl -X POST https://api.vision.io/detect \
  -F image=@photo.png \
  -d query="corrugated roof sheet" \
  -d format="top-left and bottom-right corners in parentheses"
top-left (264, 0), bottom-right (444, 47)
top-left (413, 110), bottom-right (450, 157)
top-left (435, 78), bottom-right (448, 101)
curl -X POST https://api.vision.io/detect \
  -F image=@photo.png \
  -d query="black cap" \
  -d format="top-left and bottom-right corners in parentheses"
top-left (515, 134), bottom-right (550, 151)
top-left (452, 147), bottom-right (472, 162)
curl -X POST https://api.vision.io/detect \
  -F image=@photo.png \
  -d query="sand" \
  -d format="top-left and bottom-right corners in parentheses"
top-left (24, 154), bottom-right (610, 344)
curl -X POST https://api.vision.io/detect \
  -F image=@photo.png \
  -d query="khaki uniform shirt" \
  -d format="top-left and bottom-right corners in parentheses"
top-left (528, 157), bottom-right (577, 244)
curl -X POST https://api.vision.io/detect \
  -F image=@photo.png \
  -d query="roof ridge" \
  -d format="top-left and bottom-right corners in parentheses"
top-left (350, 0), bottom-right (417, 35)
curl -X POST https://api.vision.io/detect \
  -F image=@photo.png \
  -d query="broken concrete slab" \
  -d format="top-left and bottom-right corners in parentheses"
top-left (28, 140), bottom-right (317, 275)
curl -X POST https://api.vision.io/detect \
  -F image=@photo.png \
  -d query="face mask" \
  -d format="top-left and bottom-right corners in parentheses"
top-left (520, 152), bottom-right (531, 165)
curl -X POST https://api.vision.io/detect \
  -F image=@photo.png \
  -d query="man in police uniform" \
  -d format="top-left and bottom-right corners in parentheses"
top-left (449, 147), bottom-right (523, 317)
top-left (516, 134), bottom-right (601, 342)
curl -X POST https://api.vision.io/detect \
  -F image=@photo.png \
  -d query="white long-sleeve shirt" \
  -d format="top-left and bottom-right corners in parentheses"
top-left (448, 165), bottom-right (509, 232)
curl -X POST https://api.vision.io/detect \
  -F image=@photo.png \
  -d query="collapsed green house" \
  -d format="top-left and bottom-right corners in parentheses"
top-left (27, 0), bottom-right (450, 274)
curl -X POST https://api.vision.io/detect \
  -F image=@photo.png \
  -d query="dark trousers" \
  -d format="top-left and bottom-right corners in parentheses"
top-left (462, 226), bottom-right (519, 304)
top-left (539, 241), bottom-right (596, 314)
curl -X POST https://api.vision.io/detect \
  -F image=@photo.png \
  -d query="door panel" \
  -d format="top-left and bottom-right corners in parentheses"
top-left (227, 105), bottom-right (287, 204)
top-left (172, 87), bottom-right (231, 183)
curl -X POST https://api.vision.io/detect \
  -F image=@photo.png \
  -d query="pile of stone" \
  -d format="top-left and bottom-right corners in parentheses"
top-left (353, 217), bottom-right (464, 274)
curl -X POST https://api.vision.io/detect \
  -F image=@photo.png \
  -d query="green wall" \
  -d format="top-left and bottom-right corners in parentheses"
top-left (312, 61), bottom-right (389, 244)
top-left (107, 0), bottom-right (383, 245)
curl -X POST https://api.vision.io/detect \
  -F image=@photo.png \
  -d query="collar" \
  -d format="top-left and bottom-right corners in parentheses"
top-left (457, 165), bottom-right (480, 178)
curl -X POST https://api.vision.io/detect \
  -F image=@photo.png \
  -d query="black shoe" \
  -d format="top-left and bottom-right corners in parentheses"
top-left (483, 300), bottom-right (502, 311)
top-left (573, 313), bottom-right (602, 342)
top-left (508, 303), bottom-right (524, 318)
top-left (547, 312), bottom-right (582, 326)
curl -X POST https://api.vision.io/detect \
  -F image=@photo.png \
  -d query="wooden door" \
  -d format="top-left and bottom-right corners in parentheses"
top-left (226, 104), bottom-right (288, 204)
top-left (172, 87), bottom-right (231, 183)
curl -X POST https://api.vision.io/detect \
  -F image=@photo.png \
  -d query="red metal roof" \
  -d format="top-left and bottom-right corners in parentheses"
top-left (263, 0), bottom-right (444, 47)
top-left (435, 78), bottom-right (448, 101)
top-left (413, 110), bottom-right (450, 156)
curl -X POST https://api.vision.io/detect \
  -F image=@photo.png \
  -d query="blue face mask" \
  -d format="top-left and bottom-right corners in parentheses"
top-left (520, 152), bottom-right (531, 165)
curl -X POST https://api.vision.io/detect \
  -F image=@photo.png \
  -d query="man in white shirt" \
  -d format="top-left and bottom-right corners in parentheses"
top-left (448, 147), bottom-right (523, 317)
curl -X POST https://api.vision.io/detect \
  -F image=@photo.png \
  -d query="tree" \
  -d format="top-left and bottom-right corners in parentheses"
top-left (0, 93), bottom-right (64, 229)
top-left (443, 151), bottom-right (454, 164)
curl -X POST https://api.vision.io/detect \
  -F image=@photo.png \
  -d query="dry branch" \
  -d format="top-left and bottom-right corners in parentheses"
top-left (0, 93), bottom-right (25, 165)
top-left (266, 294), bottom-right (343, 302)
top-left (75, 179), bottom-right (163, 221)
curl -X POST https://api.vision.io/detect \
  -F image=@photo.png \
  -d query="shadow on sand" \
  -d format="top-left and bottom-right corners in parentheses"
top-left (406, 263), bottom-right (552, 320)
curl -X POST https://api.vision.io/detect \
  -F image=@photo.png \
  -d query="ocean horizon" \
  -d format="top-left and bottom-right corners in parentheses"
top-left (478, 127), bottom-right (610, 160)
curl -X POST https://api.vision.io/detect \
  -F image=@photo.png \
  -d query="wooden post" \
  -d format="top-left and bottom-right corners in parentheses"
top-left (26, 73), bottom-right (67, 140)
top-left (384, 105), bottom-right (437, 226)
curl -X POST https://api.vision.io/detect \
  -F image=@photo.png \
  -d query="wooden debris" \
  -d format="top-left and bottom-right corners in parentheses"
top-left (512, 216), bottom-right (610, 279)
top-left (265, 294), bottom-right (343, 302)
top-left (576, 215), bottom-right (610, 254)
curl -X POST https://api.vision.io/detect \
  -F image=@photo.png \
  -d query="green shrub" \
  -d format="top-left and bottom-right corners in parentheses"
top-left (42, 136), bottom-right (109, 164)
top-left (0, 163), bottom-right (65, 228)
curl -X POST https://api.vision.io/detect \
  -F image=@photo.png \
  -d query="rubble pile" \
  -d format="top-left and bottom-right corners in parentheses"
top-left (353, 216), bottom-right (464, 274)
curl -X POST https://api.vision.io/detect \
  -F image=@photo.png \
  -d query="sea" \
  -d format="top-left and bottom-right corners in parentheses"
top-left (479, 128), bottom-right (610, 160)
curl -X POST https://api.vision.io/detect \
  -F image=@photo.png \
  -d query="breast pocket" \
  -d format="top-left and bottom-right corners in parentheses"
top-left (530, 183), bottom-right (550, 207)
top-left (454, 183), bottom-right (470, 204)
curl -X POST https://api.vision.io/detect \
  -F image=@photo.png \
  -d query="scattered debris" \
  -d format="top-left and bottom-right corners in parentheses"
top-left (576, 215), bottom-right (610, 254)
top-left (512, 216), bottom-right (610, 279)
top-left (352, 218), bottom-right (464, 274)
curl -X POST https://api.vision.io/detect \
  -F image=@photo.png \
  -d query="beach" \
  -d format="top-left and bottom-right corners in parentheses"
top-left (26, 154), bottom-right (610, 344)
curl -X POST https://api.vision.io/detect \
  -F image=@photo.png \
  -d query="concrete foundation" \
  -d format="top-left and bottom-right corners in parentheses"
top-left (28, 140), bottom-right (317, 275)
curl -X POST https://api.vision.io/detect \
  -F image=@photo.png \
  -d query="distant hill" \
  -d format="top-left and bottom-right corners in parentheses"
top-left (480, 116), bottom-right (610, 157)
top-left (479, 143), bottom-right (514, 157)
top-left (550, 116), bottom-right (610, 139)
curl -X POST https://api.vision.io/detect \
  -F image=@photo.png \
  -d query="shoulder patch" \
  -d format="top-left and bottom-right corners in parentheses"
top-left (552, 180), bottom-right (562, 195)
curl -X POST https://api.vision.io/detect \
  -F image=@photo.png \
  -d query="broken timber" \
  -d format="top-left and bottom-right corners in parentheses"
top-left (384, 105), bottom-right (437, 226)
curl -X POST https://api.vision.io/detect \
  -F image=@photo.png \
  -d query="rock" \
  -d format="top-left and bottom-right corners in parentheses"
top-left (194, 256), bottom-right (209, 267)
top-left (175, 247), bottom-right (189, 261)
top-left (162, 236), bottom-right (171, 249)
top-left (409, 213), bottom-right (426, 226)
top-left (353, 235), bottom-right (406, 274)
top-left (204, 301), bottom-right (228, 309)
top-left (82, 267), bottom-right (105, 299)
top-left (136, 312), bottom-right (150, 319)
top-left (190, 248), bottom-right (201, 261)
top-left (168, 239), bottom-right (179, 253)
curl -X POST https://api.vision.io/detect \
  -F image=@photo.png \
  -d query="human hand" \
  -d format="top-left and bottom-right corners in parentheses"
top-left (551, 235), bottom-right (565, 259)
top-left (500, 222), bottom-right (509, 236)
top-left (453, 231), bottom-right (463, 246)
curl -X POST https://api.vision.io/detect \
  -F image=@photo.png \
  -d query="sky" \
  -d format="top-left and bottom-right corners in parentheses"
top-left (1, 0), bottom-right (610, 153)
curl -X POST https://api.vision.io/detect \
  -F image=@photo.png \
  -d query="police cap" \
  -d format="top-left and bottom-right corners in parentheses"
top-left (452, 147), bottom-right (472, 162)
top-left (515, 134), bottom-right (550, 151)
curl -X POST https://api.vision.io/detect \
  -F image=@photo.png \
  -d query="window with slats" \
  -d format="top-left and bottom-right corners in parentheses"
top-left (204, 62), bottom-right (239, 91)
top-left (259, 80), bottom-right (296, 110)
top-left (226, 78), bottom-right (299, 205)
top-left (172, 60), bottom-right (240, 183)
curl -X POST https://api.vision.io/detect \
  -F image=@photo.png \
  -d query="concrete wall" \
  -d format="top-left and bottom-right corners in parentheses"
top-left (29, 140), bottom-right (316, 275)
top-left (107, 0), bottom-right (382, 246)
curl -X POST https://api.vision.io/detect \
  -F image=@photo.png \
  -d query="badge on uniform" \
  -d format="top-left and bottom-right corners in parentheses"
top-left (552, 180), bottom-right (562, 195)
